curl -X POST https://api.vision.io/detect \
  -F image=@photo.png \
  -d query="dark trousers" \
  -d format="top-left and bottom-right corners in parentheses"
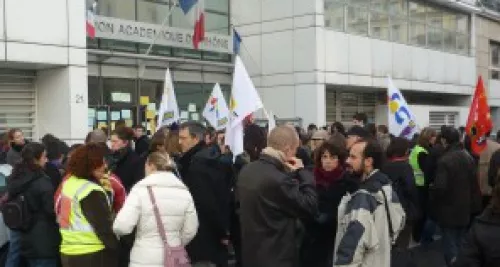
top-left (441, 227), bottom-right (467, 267)
top-left (61, 249), bottom-right (117, 267)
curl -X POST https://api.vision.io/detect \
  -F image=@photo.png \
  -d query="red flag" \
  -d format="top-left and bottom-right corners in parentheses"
top-left (466, 76), bottom-right (492, 155)
top-left (192, 0), bottom-right (205, 49)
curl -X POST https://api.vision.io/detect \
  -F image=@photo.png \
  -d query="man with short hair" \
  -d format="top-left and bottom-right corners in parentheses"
top-left (238, 125), bottom-right (318, 267)
top-left (346, 126), bottom-right (370, 150)
top-left (334, 140), bottom-right (405, 267)
top-left (133, 125), bottom-right (150, 156)
top-left (352, 112), bottom-right (368, 127)
top-left (178, 121), bottom-right (232, 267)
top-left (429, 126), bottom-right (481, 266)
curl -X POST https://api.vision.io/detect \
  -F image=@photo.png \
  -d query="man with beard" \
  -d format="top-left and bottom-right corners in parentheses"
top-left (334, 140), bottom-right (405, 267)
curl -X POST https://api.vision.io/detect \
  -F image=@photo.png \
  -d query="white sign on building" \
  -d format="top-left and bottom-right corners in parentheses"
top-left (94, 16), bottom-right (233, 54)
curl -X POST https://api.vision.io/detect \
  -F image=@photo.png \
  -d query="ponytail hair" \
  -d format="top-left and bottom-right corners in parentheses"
top-left (147, 152), bottom-right (176, 172)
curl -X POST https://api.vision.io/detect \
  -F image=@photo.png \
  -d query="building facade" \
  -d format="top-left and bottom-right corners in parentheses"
top-left (233, 0), bottom-right (500, 130)
top-left (1, 0), bottom-right (500, 142)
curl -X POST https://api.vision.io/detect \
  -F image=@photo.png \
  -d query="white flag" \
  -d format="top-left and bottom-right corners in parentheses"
top-left (157, 69), bottom-right (179, 128)
top-left (229, 56), bottom-right (263, 127)
top-left (267, 110), bottom-right (276, 135)
top-left (387, 76), bottom-right (418, 139)
top-left (225, 56), bottom-right (264, 159)
top-left (202, 83), bottom-right (229, 130)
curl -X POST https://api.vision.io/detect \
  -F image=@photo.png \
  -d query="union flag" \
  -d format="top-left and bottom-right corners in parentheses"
top-left (466, 76), bottom-right (492, 155)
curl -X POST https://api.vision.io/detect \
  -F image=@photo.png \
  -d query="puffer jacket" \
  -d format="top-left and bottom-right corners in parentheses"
top-left (334, 170), bottom-right (406, 267)
top-left (113, 171), bottom-right (199, 267)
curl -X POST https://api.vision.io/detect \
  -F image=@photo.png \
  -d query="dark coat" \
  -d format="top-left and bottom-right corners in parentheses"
top-left (178, 142), bottom-right (232, 265)
top-left (300, 170), bottom-right (358, 267)
top-left (134, 136), bottom-right (150, 157)
top-left (454, 207), bottom-right (500, 267)
top-left (108, 148), bottom-right (144, 193)
top-left (7, 167), bottom-right (60, 259)
top-left (44, 162), bottom-right (63, 190)
top-left (381, 160), bottom-right (420, 223)
top-left (238, 154), bottom-right (318, 267)
top-left (429, 145), bottom-right (482, 228)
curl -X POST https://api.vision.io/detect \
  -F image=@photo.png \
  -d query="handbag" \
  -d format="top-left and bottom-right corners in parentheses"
top-left (147, 186), bottom-right (191, 267)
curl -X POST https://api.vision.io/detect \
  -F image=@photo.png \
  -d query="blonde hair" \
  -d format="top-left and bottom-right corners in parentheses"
top-left (418, 127), bottom-right (437, 148)
top-left (147, 152), bottom-right (175, 172)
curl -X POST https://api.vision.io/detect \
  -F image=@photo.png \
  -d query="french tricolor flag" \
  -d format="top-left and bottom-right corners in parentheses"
top-left (86, 9), bottom-right (96, 39)
top-left (179, 0), bottom-right (205, 50)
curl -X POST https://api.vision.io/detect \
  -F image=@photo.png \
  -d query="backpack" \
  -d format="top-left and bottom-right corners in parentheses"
top-left (1, 180), bottom-right (36, 232)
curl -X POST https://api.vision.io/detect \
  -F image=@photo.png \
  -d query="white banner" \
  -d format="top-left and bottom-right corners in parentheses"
top-left (94, 16), bottom-right (233, 54)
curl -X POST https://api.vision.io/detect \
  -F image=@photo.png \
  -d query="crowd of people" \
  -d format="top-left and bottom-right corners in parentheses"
top-left (0, 112), bottom-right (498, 267)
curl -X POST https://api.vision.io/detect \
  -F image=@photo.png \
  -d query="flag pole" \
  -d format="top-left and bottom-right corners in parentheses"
top-left (139, 0), bottom-right (178, 77)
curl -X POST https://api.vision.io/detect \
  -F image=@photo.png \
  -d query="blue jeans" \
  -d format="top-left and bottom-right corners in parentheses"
top-left (5, 230), bottom-right (21, 267)
top-left (28, 259), bottom-right (57, 267)
top-left (441, 227), bottom-right (467, 266)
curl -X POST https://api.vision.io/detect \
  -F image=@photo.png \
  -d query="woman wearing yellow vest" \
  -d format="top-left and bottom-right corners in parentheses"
top-left (409, 127), bottom-right (437, 243)
top-left (57, 143), bottom-right (119, 267)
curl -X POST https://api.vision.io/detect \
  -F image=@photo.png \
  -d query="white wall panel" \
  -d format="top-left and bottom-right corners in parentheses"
top-left (428, 50), bottom-right (445, 83)
top-left (262, 19), bottom-right (293, 34)
top-left (69, 48), bottom-right (87, 67)
top-left (231, 0), bottom-right (261, 25)
top-left (371, 39), bottom-right (392, 78)
top-left (392, 44), bottom-right (412, 79)
top-left (7, 43), bottom-right (68, 65)
top-left (261, 31), bottom-right (293, 74)
top-left (349, 35), bottom-right (371, 76)
top-left (261, 0), bottom-right (293, 21)
top-left (411, 48), bottom-right (429, 81)
top-left (67, 0), bottom-right (86, 48)
top-left (6, 0), bottom-right (68, 46)
top-left (324, 31), bottom-right (349, 73)
top-left (294, 28), bottom-right (317, 72)
top-left (444, 53), bottom-right (459, 84)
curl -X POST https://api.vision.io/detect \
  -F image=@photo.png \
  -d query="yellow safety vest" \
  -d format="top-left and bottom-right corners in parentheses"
top-left (409, 145), bottom-right (428, 187)
top-left (58, 176), bottom-right (109, 255)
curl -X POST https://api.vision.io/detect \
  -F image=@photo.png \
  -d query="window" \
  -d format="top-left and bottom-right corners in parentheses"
top-left (88, 77), bottom-right (101, 105)
top-left (137, 0), bottom-right (171, 25)
top-left (427, 27), bottom-right (443, 50)
top-left (98, 0), bottom-right (136, 20)
top-left (103, 78), bottom-right (137, 105)
top-left (324, 0), bottom-right (470, 55)
top-left (492, 42), bottom-right (500, 80)
top-left (371, 11), bottom-right (390, 40)
top-left (429, 112), bottom-right (457, 130)
top-left (206, 0), bottom-right (229, 13)
top-left (391, 19), bottom-right (407, 42)
top-left (325, 2), bottom-right (345, 30)
top-left (206, 12), bottom-right (230, 34)
top-left (347, 6), bottom-right (369, 35)
top-left (410, 21), bottom-right (426, 46)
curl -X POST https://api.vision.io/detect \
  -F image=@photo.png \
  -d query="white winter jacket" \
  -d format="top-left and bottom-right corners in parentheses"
top-left (113, 171), bottom-right (199, 267)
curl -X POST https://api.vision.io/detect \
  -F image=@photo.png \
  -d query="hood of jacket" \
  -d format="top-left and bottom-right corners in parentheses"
top-left (360, 170), bottom-right (392, 194)
top-left (7, 167), bottom-right (45, 196)
top-left (135, 171), bottom-right (187, 190)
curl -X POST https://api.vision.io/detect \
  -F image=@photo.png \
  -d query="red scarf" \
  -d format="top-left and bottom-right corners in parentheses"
top-left (314, 166), bottom-right (344, 188)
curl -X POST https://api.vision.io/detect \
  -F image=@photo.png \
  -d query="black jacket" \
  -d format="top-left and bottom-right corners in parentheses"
top-left (454, 207), bottom-right (500, 267)
top-left (381, 160), bottom-right (420, 222)
top-left (300, 171), bottom-right (358, 267)
top-left (44, 162), bottom-right (63, 190)
top-left (178, 142), bottom-right (232, 265)
top-left (7, 167), bottom-right (60, 259)
top-left (429, 145), bottom-right (482, 227)
top-left (108, 148), bottom-right (144, 193)
top-left (238, 154), bottom-right (318, 267)
top-left (134, 135), bottom-right (150, 157)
